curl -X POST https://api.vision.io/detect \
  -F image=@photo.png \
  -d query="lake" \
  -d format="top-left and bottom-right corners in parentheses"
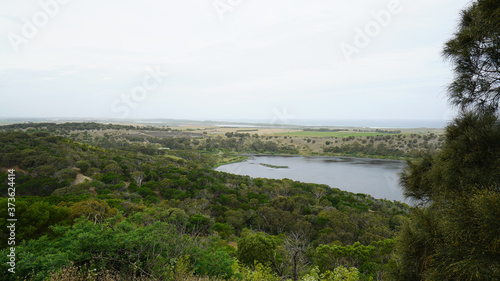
top-left (215, 155), bottom-right (409, 203)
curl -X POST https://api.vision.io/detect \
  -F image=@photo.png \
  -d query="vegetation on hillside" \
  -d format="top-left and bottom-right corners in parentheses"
top-left (0, 131), bottom-right (409, 280)
top-left (393, 1), bottom-right (500, 280)
top-left (0, 122), bottom-right (444, 160)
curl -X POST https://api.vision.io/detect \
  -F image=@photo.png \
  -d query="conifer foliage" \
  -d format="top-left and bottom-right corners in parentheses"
top-left (395, 1), bottom-right (500, 280)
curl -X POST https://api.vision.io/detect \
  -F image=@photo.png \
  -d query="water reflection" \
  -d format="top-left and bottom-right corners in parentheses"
top-left (215, 155), bottom-right (408, 203)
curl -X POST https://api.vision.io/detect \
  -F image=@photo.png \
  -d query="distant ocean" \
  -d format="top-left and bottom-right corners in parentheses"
top-left (0, 117), bottom-right (449, 129)
top-left (292, 119), bottom-right (449, 128)
top-left (224, 119), bottom-right (449, 128)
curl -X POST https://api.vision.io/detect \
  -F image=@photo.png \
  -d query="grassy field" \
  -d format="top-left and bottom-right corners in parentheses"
top-left (213, 154), bottom-right (249, 168)
top-left (0, 121), bottom-right (444, 160)
top-left (275, 131), bottom-right (400, 138)
top-left (164, 154), bottom-right (186, 161)
top-left (260, 163), bottom-right (289, 169)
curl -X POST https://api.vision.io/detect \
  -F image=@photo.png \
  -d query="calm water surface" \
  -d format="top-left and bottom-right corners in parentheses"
top-left (215, 155), bottom-right (408, 203)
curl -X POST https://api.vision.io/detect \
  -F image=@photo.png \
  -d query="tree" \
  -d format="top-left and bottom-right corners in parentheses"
top-left (231, 261), bottom-right (281, 281)
top-left (0, 219), bottom-right (205, 280)
top-left (395, 2), bottom-right (500, 277)
top-left (301, 266), bottom-right (360, 281)
top-left (400, 111), bottom-right (500, 203)
top-left (102, 163), bottom-right (123, 175)
top-left (131, 171), bottom-right (146, 187)
top-left (75, 160), bottom-right (90, 174)
top-left (443, 0), bottom-right (500, 112)
top-left (256, 206), bottom-right (295, 234)
top-left (224, 209), bottom-right (245, 231)
top-left (395, 112), bottom-right (500, 280)
top-left (312, 187), bottom-right (327, 201)
top-left (332, 266), bottom-right (360, 281)
top-left (282, 231), bottom-right (310, 281)
top-left (237, 229), bottom-right (277, 268)
top-left (70, 199), bottom-right (118, 224)
top-left (54, 168), bottom-right (78, 183)
top-left (194, 247), bottom-right (234, 278)
top-left (394, 190), bottom-right (500, 281)
top-left (313, 242), bottom-right (375, 273)
top-left (0, 199), bottom-right (70, 248)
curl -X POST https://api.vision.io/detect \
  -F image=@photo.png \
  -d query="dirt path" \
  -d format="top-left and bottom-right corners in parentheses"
top-left (72, 172), bottom-right (92, 185)
top-left (0, 166), bottom-right (27, 173)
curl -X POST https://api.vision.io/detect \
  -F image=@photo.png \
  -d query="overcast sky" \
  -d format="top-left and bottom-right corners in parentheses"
top-left (0, 0), bottom-right (472, 126)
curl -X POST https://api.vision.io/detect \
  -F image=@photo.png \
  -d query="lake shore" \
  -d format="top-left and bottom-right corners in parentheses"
top-left (215, 154), bottom-right (408, 203)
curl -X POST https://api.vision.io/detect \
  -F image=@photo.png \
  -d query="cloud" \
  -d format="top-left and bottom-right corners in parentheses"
top-left (0, 0), bottom-right (471, 125)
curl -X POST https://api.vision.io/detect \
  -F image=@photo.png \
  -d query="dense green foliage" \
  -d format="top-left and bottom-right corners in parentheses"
top-left (394, 1), bottom-right (500, 279)
top-left (0, 217), bottom-right (233, 280)
top-left (323, 134), bottom-right (442, 159)
top-left (0, 130), bottom-right (409, 280)
top-left (0, 122), bottom-right (175, 133)
top-left (395, 112), bottom-right (500, 281)
top-left (0, 122), bottom-right (442, 159)
top-left (400, 112), bottom-right (500, 203)
top-left (443, 0), bottom-right (500, 112)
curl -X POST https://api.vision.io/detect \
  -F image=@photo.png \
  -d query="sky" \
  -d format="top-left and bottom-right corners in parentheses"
top-left (0, 0), bottom-right (472, 126)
